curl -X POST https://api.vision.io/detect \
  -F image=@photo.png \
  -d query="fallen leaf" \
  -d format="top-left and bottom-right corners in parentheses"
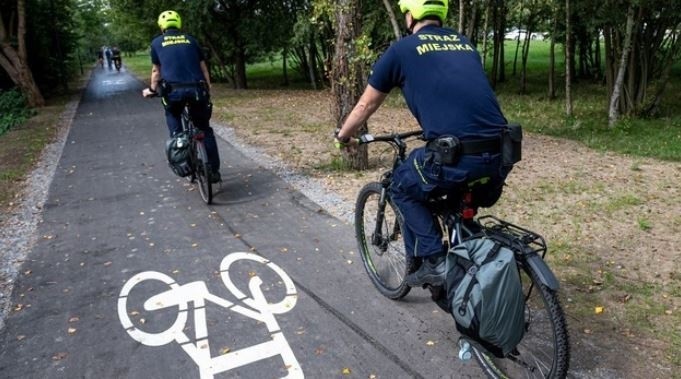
top-left (52, 352), bottom-right (68, 361)
top-left (220, 347), bottom-right (231, 355)
top-left (594, 306), bottom-right (604, 315)
top-left (341, 367), bottom-right (352, 375)
top-left (665, 310), bottom-right (673, 315)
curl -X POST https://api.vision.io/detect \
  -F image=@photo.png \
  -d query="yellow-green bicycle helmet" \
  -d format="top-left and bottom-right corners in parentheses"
top-left (398, 0), bottom-right (448, 22)
top-left (157, 10), bottom-right (182, 31)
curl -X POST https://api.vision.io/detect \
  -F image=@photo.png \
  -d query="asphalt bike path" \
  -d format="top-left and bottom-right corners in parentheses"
top-left (0, 68), bottom-right (482, 378)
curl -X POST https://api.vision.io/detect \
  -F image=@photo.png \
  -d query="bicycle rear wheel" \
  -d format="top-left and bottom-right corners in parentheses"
top-left (193, 140), bottom-right (213, 204)
top-left (472, 261), bottom-right (570, 378)
top-left (355, 182), bottom-right (417, 299)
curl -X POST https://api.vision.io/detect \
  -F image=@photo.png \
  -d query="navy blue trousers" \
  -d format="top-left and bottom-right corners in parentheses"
top-left (163, 87), bottom-right (220, 173)
top-left (390, 147), bottom-right (509, 258)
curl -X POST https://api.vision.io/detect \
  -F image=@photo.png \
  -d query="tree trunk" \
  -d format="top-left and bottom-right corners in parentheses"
top-left (309, 30), bottom-right (322, 89)
top-left (466, 2), bottom-right (478, 44)
top-left (490, 1), bottom-right (500, 88)
top-left (331, 0), bottom-right (368, 169)
top-left (512, 34), bottom-right (521, 76)
top-left (604, 26), bottom-right (614, 101)
top-left (498, 1), bottom-right (507, 83)
top-left (520, 24), bottom-right (533, 94)
top-left (459, 0), bottom-right (465, 35)
top-left (0, 0), bottom-right (45, 107)
top-left (548, 5), bottom-right (557, 99)
top-left (642, 30), bottom-right (680, 116)
top-left (565, 0), bottom-right (573, 116)
top-left (282, 47), bottom-right (289, 86)
top-left (381, 0), bottom-right (401, 40)
top-left (481, 0), bottom-right (490, 69)
top-left (608, 5), bottom-right (636, 127)
top-left (234, 44), bottom-right (247, 89)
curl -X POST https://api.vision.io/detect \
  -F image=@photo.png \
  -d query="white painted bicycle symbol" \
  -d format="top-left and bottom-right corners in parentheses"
top-left (117, 252), bottom-right (303, 378)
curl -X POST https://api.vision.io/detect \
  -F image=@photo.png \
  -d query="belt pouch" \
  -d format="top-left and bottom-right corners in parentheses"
top-left (502, 124), bottom-right (522, 167)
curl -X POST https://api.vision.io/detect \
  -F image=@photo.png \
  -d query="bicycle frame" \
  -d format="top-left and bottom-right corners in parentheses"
top-left (362, 131), bottom-right (421, 254)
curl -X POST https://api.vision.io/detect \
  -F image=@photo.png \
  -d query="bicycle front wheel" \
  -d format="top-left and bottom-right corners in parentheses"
top-left (473, 260), bottom-right (570, 379)
top-left (355, 182), bottom-right (416, 299)
top-left (193, 140), bottom-right (213, 204)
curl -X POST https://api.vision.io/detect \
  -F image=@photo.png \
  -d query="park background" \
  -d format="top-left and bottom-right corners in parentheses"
top-left (1, 0), bottom-right (679, 375)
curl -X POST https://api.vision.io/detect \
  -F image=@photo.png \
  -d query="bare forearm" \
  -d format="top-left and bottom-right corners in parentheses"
top-left (200, 61), bottom-right (211, 89)
top-left (337, 85), bottom-right (387, 139)
top-left (149, 65), bottom-right (161, 91)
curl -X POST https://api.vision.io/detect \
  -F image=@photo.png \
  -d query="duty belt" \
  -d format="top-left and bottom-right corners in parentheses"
top-left (425, 135), bottom-right (501, 165)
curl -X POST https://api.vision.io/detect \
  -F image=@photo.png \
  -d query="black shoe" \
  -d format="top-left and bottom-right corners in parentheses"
top-left (210, 171), bottom-right (221, 183)
top-left (405, 255), bottom-right (446, 286)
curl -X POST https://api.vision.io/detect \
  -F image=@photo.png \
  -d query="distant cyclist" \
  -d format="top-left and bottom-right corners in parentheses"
top-left (334, 0), bottom-right (511, 286)
top-left (142, 10), bottom-right (221, 182)
top-left (96, 47), bottom-right (104, 68)
top-left (111, 45), bottom-right (122, 71)
top-left (104, 46), bottom-right (112, 70)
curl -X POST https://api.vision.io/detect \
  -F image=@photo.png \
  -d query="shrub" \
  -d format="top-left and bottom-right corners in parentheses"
top-left (0, 89), bottom-right (32, 136)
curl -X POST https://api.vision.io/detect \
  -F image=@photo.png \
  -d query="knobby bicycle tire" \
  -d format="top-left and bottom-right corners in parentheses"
top-left (355, 182), bottom-right (418, 300)
top-left (473, 259), bottom-right (570, 379)
top-left (193, 140), bottom-right (213, 204)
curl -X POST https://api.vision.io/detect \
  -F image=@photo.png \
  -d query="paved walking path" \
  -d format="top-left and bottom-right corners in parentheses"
top-left (0, 68), bottom-right (483, 378)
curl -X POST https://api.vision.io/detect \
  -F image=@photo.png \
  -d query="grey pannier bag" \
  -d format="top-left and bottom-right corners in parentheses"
top-left (445, 237), bottom-right (525, 357)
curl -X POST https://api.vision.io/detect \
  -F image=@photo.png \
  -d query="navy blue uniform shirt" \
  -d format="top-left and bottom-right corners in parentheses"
top-left (368, 25), bottom-right (506, 140)
top-left (150, 29), bottom-right (206, 84)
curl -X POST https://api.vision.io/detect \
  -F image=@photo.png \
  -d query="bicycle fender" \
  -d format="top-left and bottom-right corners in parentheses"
top-left (525, 253), bottom-right (560, 291)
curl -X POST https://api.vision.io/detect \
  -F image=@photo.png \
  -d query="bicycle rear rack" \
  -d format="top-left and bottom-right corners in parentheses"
top-left (477, 215), bottom-right (548, 259)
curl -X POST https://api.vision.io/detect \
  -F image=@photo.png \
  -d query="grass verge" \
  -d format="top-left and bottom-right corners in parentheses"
top-left (0, 85), bottom-right (82, 223)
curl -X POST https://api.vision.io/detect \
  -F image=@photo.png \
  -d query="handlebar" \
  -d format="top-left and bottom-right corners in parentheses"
top-left (358, 130), bottom-right (423, 145)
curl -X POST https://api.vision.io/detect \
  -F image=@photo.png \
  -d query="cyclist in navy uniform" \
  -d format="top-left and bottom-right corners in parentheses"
top-left (334, 0), bottom-right (510, 286)
top-left (142, 10), bottom-right (221, 182)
